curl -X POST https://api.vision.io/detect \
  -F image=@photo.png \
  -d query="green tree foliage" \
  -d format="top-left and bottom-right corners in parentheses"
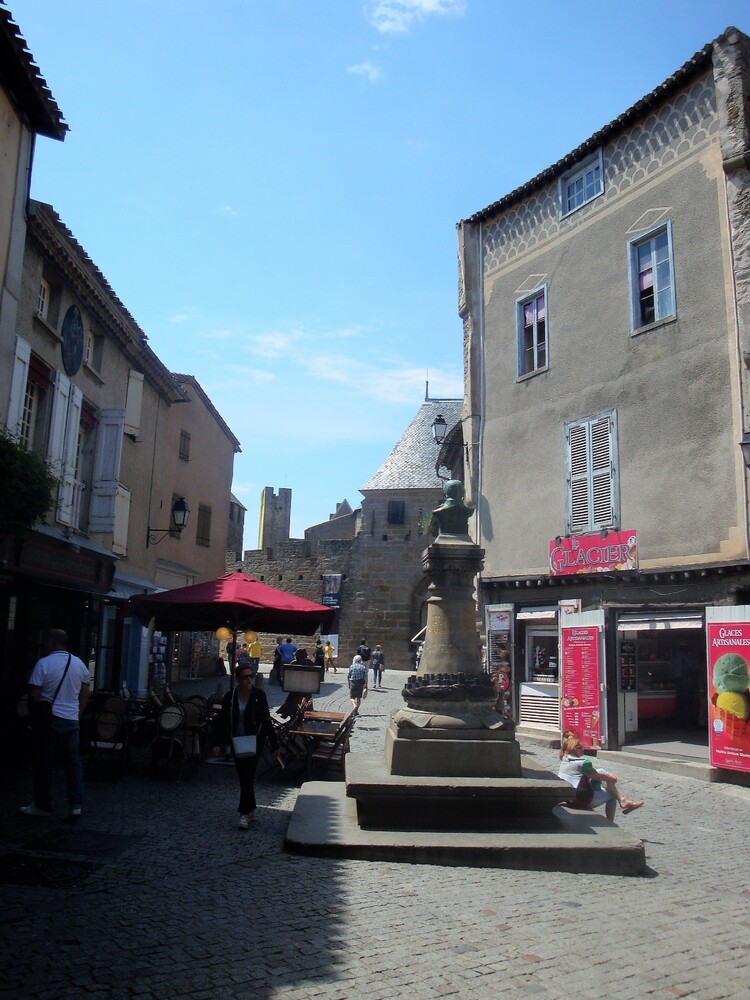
top-left (0, 431), bottom-right (57, 539)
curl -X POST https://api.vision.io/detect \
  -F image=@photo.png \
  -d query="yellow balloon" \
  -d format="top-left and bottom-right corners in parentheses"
top-left (244, 630), bottom-right (257, 643)
top-left (215, 627), bottom-right (232, 642)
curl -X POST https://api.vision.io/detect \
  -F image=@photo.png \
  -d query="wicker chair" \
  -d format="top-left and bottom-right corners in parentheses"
top-left (87, 710), bottom-right (129, 778)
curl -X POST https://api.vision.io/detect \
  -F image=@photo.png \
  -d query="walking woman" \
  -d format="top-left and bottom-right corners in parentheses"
top-left (213, 665), bottom-right (282, 828)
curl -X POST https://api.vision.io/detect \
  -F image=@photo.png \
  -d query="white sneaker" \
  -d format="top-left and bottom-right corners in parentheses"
top-left (19, 803), bottom-right (51, 818)
top-left (239, 814), bottom-right (250, 829)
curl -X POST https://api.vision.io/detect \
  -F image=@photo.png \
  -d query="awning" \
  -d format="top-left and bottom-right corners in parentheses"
top-left (517, 606), bottom-right (558, 621)
top-left (617, 612), bottom-right (703, 632)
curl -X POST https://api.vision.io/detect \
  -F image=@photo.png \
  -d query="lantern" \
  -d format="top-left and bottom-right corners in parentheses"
top-left (215, 627), bottom-right (233, 642)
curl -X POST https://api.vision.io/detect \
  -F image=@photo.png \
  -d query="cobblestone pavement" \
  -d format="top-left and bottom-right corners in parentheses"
top-left (2, 670), bottom-right (749, 1000)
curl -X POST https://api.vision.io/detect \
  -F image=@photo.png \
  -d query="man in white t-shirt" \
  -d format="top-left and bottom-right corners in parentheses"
top-left (21, 629), bottom-right (90, 822)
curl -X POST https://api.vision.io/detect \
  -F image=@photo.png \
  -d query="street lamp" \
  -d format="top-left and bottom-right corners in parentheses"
top-left (431, 413), bottom-right (447, 445)
top-left (146, 497), bottom-right (190, 547)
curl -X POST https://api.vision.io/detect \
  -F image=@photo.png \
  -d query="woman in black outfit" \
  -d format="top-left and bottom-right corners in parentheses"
top-left (213, 665), bottom-right (281, 828)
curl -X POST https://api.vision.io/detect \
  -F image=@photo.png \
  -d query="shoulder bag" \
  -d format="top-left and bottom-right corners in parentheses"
top-left (31, 653), bottom-right (72, 731)
top-left (230, 688), bottom-right (257, 758)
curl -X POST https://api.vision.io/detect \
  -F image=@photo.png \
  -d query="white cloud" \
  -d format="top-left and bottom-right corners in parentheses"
top-left (365, 0), bottom-right (465, 34)
top-left (218, 205), bottom-right (239, 218)
top-left (244, 329), bottom-right (306, 360)
top-left (347, 61), bottom-right (382, 82)
top-left (200, 328), bottom-right (236, 340)
top-left (169, 312), bottom-right (201, 324)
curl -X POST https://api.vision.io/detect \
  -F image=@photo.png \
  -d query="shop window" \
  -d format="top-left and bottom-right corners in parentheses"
top-left (628, 221), bottom-right (675, 331)
top-left (516, 286), bottom-right (548, 378)
top-left (387, 500), bottom-right (405, 525)
top-left (565, 409), bottom-right (619, 534)
top-left (559, 150), bottom-right (604, 217)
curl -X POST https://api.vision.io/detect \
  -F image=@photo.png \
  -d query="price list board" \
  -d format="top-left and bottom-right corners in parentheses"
top-left (560, 625), bottom-right (602, 749)
top-left (486, 607), bottom-right (513, 719)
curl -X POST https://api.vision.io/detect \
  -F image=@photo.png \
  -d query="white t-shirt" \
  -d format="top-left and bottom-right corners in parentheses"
top-left (29, 651), bottom-right (90, 722)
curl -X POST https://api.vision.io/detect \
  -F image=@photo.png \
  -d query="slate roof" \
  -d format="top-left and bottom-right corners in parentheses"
top-left (361, 399), bottom-right (463, 491)
top-left (0, 5), bottom-right (67, 139)
top-left (461, 27), bottom-right (733, 225)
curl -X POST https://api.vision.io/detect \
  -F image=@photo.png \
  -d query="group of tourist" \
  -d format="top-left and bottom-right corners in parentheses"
top-left (18, 627), bottom-right (645, 835)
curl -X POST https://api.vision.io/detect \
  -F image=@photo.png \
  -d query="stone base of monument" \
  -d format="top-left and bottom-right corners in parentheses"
top-left (285, 775), bottom-right (646, 875)
top-left (285, 714), bottom-right (647, 875)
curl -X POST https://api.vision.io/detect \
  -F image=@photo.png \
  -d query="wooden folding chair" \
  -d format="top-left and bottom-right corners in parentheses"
top-left (309, 712), bottom-right (356, 779)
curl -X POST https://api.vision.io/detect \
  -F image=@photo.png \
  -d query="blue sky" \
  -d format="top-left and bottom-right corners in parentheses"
top-left (9, 0), bottom-right (750, 546)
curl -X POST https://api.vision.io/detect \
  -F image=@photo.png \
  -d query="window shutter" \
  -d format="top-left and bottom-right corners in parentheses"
top-left (6, 336), bottom-right (31, 438)
top-left (46, 370), bottom-right (71, 474)
top-left (590, 416), bottom-right (613, 527)
top-left (568, 423), bottom-right (591, 531)
top-left (124, 370), bottom-right (144, 437)
top-left (112, 484), bottom-right (131, 555)
top-left (56, 384), bottom-right (83, 526)
top-left (566, 412), bottom-right (617, 533)
top-left (89, 409), bottom-right (125, 533)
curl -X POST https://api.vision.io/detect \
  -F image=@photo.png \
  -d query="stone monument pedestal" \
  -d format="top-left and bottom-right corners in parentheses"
top-left (285, 483), bottom-right (646, 875)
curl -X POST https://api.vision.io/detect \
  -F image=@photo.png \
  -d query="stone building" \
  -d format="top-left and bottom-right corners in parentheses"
top-left (457, 27), bottom-right (750, 750)
top-left (242, 399), bottom-right (463, 666)
top-left (1, 199), bottom-right (240, 704)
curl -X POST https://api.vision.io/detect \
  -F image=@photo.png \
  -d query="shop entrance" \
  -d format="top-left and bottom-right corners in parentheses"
top-left (618, 616), bottom-right (708, 749)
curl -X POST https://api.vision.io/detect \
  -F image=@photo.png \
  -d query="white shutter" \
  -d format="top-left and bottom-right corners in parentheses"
top-left (46, 371), bottom-right (71, 475)
top-left (112, 484), bottom-right (131, 555)
top-left (56, 384), bottom-right (83, 525)
top-left (89, 408), bottom-right (125, 533)
top-left (124, 370), bottom-right (144, 437)
top-left (6, 336), bottom-right (31, 438)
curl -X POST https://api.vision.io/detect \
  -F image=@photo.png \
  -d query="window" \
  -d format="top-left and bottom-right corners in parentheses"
top-left (19, 381), bottom-right (39, 449)
top-left (387, 500), bottom-right (405, 525)
top-left (196, 504), bottom-right (212, 546)
top-left (565, 410), bottom-right (619, 534)
top-left (179, 430), bottom-right (191, 462)
top-left (84, 330), bottom-right (104, 372)
top-left (517, 287), bottom-right (548, 377)
top-left (559, 151), bottom-right (604, 217)
top-left (37, 279), bottom-right (50, 319)
top-left (629, 222), bottom-right (675, 330)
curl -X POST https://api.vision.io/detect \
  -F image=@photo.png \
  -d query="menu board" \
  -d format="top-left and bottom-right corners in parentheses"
top-left (486, 606), bottom-right (513, 719)
top-left (707, 621), bottom-right (750, 773)
top-left (560, 625), bottom-right (602, 749)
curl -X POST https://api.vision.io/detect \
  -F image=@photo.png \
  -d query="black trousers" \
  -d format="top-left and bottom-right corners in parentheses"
top-left (234, 752), bottom-right (260, 813)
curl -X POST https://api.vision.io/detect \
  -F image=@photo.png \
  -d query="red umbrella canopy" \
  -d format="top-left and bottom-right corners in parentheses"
top-left (125, 572), bottom-right (336, 636)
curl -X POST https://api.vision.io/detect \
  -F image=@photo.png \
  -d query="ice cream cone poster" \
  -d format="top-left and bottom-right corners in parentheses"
top-left (707, 622), bottom-right (750, 772)
top-left (560, 625), bottom-right (602, 750)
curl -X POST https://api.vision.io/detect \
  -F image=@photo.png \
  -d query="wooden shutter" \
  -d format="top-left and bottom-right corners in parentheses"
top-left (46, 370), bottom-right (71, 474)
top-left (89, 409), bottom-right (125, 533)
top-left (124, 370), bottom-right (144, 437)
top-left (566, 412), bottom-right (616, 533)
top-left (56, 384), bottom-right (83, 525)
top-left (6, 336), bottom-right (31, 438)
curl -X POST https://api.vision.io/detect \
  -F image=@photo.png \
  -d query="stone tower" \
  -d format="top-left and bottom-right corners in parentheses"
top-left (258, 487), bottom-right (292, 550)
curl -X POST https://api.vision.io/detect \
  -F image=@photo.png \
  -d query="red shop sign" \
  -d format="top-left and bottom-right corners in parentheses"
top-left (549, 530), bottom-right (637, 576)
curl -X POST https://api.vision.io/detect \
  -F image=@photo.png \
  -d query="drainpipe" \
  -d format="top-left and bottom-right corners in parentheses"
top-left (723, 154), bottom-right (750, 562)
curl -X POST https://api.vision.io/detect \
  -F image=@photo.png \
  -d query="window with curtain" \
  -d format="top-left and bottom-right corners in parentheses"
top-left (517, 287), bottom-right (548, 377)
top-left (629, 221), bottom-right (675, 330)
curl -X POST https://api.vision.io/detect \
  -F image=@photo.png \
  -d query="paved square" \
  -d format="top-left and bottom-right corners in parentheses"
top-left (1, 671), bottom-right (748, 999)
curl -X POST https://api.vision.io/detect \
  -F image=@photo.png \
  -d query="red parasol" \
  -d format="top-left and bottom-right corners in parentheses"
top-left (125, 572), bottom-right (336, 637)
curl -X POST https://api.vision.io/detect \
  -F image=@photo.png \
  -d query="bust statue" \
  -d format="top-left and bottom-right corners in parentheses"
top-left (431, 480), bottom-right (474, 537)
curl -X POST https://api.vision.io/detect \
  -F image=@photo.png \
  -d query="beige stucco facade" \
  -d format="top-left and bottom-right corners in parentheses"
top-left (460, 46), bottom-right (749, 581)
